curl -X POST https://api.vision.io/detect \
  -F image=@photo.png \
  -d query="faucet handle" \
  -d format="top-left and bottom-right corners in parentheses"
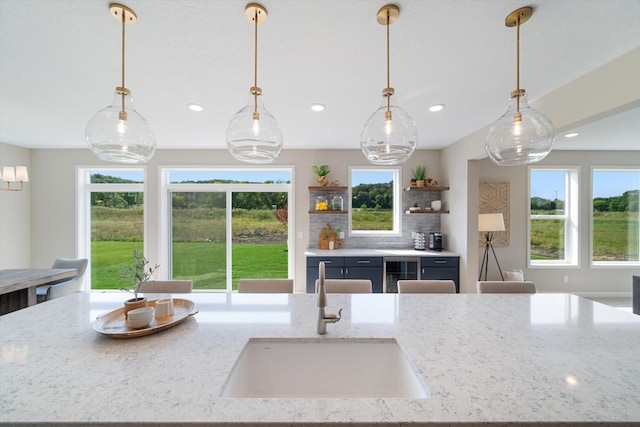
top-left (325, 308), bottom-right (342, 322)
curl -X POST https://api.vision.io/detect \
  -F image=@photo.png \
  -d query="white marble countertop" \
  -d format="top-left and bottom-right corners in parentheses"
top-left (1, 292), bottom-right (639, 426)
top-left (305, 248), bottom-right (459, 257)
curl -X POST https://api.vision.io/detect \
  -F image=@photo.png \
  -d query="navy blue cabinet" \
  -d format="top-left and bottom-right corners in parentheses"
top-left (306, 256), bottom-right (383, 293)
top-left (420, 256), bottom-right (460, 293)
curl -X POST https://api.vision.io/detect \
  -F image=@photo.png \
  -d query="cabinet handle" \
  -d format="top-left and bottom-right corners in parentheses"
top-left (434, 260), bottom-right (447, 264)
top-left (356, 260), bottom-right (371, 264)
top-left (345, 268), bottom-right (349, 275)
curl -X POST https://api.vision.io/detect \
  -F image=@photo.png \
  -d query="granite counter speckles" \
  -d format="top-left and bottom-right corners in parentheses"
top-left (1, 292), bottom-right (640, 426)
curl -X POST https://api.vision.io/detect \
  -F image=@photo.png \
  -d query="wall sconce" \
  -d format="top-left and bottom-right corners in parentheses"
top-left (485, 6), bottom-right (554, 166)
top-left (360, 4), bottom-right (417, 165)
top-left (0, 166), bottom-right (29, 192)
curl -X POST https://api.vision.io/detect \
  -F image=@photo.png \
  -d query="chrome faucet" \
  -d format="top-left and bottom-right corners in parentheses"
top-left (317, 262), bottom-right (342, 335)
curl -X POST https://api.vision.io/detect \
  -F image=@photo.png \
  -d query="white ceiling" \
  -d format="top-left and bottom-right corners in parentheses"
top-left (1, 0), bottom-right (639, 152)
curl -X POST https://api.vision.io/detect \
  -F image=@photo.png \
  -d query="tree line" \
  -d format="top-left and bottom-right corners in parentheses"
top-left (532, 190), bottom-right (638, 212)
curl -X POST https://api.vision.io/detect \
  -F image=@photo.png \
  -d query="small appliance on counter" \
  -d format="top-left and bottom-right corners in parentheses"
top-left (429, 232), bottom-right (443, 251)
top-left (414, 232), bottom-right (426, 251)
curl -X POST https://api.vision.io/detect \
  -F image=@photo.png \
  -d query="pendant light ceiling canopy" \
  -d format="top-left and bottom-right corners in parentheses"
top-left (485, 6), bottom-right (554, 166)
top-left (86, 3), bottom-right (156, 164)
top-left (226, 3), bottom-right (283, 164)
top-left (360, 4), bottom-right (417, 166)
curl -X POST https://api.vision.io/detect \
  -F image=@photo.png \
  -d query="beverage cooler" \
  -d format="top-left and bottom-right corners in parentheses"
top-left (384, 259), bottom-right (419, 293)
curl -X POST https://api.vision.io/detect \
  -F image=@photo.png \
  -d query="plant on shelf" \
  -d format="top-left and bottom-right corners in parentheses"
top-left (312, 164), bottom-right (331, 187)
top-left (122, 249), bottom-right (160, 317)
top-left (318, 223), bottom-right (341, 249)
top-left (412, 165), bottom-right (427, 187)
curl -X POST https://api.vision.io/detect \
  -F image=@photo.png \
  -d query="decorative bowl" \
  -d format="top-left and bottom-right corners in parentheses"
top-left (127, 307), bottom-right (154, 329)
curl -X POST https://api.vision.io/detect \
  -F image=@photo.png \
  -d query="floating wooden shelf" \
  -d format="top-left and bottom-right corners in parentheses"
top-left (308, 186), bottom-right (348, 191)
top-left (308, 210), bottom-right (348, 214)
top-left (404, 186), bottom-right (449, 192)
top-left (404, 210), bottom-right (449, 214)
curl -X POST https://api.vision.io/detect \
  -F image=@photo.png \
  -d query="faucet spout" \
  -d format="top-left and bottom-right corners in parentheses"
top-left (317, 262), bottom-right (342, 335)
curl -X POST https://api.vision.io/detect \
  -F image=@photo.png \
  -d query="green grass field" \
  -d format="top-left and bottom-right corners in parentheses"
top-left (92, 241), bottom-right (287, 291)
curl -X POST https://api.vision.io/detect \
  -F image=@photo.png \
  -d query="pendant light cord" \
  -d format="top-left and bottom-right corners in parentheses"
top-left (386, 9), bottom-right (391, 115)
top-left (253, 8), bottom-right (259, 117)
top-left (515, 15), bottom-right (521, 116)
top-left (121, 8), bottom-right (126, 117)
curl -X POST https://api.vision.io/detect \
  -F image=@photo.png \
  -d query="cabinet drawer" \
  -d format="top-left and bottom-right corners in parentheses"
top-left (421, 257), bottom-right (459, 267)
top-left (306, 256), bottom-right (344, 268)
top-left (344, 257), bottom-right (383, 268)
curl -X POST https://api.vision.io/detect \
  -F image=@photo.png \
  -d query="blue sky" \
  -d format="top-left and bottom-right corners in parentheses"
top-left (531, 170), bottom-right (639, 199)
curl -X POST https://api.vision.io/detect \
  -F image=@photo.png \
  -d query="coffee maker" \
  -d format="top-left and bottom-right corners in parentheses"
top-left (429, 232), bottom-right (443, 251)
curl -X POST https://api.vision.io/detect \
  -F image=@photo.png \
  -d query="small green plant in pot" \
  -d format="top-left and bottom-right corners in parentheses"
top-left (123, 249), bottom-right (160, 318)
top-left (312, 165), bottom-right (330, 187)
top-left (412, 166), bottom-right (427, 187)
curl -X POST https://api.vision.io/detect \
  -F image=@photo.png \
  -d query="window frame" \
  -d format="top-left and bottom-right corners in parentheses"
top-left (348, 166), bottom-right (401, 237)
top-left (527, 166), bottom-right (580, 268)
top-left (590, 166), bottom-right (640, 268)
top-left (159, 167), bottom-right (294, 292)
top-left (76, 167), bottom-right (147, 290)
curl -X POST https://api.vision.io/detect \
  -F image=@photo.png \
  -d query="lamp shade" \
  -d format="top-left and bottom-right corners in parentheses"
top-left (360, 94), bottom-right (417, 165)
top-left (86, 90), bottom-right (156, 164)
top-left (485, 92), bottom-right (554, 165)
top-left (2, 166), bottom-right (15, 182)
top-left (226, 92), bottom-right (283, 164)
top-left (478, 213), bottom-right (505, 232)
top-left (15, 166), bottom-right (29, 182)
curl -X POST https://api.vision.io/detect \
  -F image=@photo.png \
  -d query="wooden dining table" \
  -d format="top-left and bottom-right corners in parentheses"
top-left (0, 268), bottom-right (77, 315)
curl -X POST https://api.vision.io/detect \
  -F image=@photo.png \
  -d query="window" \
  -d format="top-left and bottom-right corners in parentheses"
top-left (528, 168), bottom-right (579, 266)
top-left (77, 168), bottom-right (146, 290)
top-left (349, 167), bottom-right (400, 236)
top-left (160, 168), bottom-right (292, 291)
top-left (591, 168), bottom-right (640, 265)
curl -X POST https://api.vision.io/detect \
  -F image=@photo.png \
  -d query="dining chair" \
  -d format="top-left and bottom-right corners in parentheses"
top-left (36, 258), bottom-right (89, 303)
top-left (238, 279), bottom-right (294, 293)
top-left (315, 279), bottom-right (372, 294)
top-left (476, 281), bottom-right (536, 294)
top-left (397, 280), bottom-right (456, 294)
top-left (138, 280), bottom-right (193, 294)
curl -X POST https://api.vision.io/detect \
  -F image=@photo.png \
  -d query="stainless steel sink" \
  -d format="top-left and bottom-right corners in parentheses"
top-left (221, 337), bottom-right (429, 398)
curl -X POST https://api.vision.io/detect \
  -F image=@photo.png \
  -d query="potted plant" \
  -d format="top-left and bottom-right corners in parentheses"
top-left (123, 249), bottom-right (160, 318)
top-left (312, 165), bottom-right (330, 187)
top-left (412, 165), bottom-right (427, 187)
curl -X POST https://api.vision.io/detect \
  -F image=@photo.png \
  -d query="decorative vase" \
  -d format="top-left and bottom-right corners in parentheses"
top-left (124, 297), bottom-right (148, 319)
top-left (416, 179), bottom-right (425, 187)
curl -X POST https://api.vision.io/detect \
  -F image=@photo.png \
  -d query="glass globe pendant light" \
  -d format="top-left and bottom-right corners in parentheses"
top-left (226, 3), bottom-right (283, 164)
top-left (361, 4), bottom-right (417, 166)
top-left (485, 7), bottom-right (554, 166)
top-left (86, 3), bottom-right (156, 164)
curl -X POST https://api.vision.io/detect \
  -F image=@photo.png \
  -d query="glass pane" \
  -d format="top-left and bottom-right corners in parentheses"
top-left (351, 170), bottom-right (395, 231)
top-left (530, 170), bottom-right (565, 215)
top-left (231, 192), bottom-right (288, 290)
top-left (169, 170), bottom-right (291, 184)
top-left (91, 192), bottom-right (144, 289)
top-left (90, 171), bottom-right (143, 183)
top-left (530, 219), bottom-right (565, 261)
top-left (171, 192), bottom-right (226, 290)
top-left (592, 170), bottom-right (640, 262)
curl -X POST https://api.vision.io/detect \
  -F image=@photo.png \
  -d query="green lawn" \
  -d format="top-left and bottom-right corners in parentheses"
top-left (92, 241), bottom-right (287, 291)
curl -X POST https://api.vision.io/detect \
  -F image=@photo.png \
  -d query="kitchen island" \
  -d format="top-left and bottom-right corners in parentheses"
top-left (1, 291), bottom-right (639, 426)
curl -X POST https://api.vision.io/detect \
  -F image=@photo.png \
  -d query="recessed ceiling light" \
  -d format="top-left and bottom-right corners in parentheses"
top-left (564, 132), bottom-right (579, 138)
top-left (188, 103), bottom-right (204, 112)
top-left (428, 104), bottom-right (445, 112)
top-left (311, 103), bottom-right (325, 112)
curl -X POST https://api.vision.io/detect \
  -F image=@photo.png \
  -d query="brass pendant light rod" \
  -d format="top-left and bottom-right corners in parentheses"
top-left (505, 6), bottom-right (533, 124)
top-left (109, 3), bottom-right (137, 121)
top-left (245, 3), bottom-right (267, 121)
top-left (377, 4), bottom-right (399, 122)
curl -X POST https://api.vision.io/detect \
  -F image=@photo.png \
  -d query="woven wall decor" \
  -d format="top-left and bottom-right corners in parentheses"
top-left (479, 182), bottom-right (510, 247)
